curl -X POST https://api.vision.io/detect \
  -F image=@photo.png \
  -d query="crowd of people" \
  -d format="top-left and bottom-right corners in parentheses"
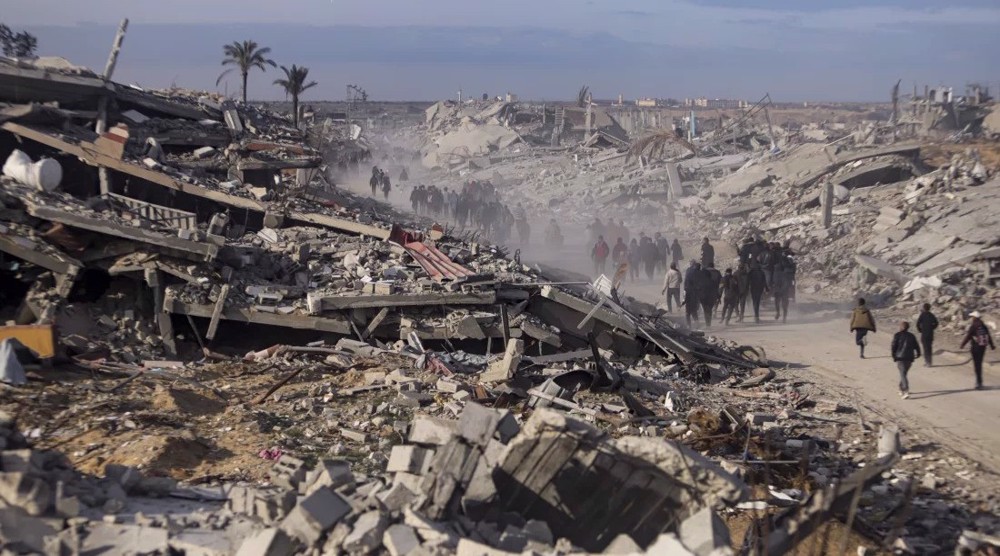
top-left (369, 166), bottom-right (392, 200)
top-left (406, 180), bottom-right (524, 242)
top-left (590, 229), bottom-right (800, 329)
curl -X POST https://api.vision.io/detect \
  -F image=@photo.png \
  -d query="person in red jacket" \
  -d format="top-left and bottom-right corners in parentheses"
top-left (960, 311), bottom-right (996, 390)
top-left (591, 235), bottom-right (610, 275)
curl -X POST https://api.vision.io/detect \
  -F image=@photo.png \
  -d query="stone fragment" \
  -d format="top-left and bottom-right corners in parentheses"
top-left (342, 510), bottom-right (389, 553)
top-left (235, 527), bottom-right (297, 556)
top-left (678, 508), bottom-right (731, 556)
top-left (279, 488), bottom-right (351, 545)
top-left (408, 415), bottom-right (458, 446)
top-left (387, 445), bottom-right (433, 474)
top-left (383, 524), bottom-right (421, 556)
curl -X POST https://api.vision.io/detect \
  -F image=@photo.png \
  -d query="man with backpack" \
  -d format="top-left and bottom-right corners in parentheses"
top-left (960, 311), bottom-right (995, 390)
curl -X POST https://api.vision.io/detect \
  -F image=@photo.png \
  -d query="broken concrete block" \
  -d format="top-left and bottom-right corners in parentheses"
top-left (0, 507), bottom-right (61, 554)
top-left (408, 415), bottom-right (458, 446)
top-left (343, 510), bottom-right (389, 553)
top-left (0, 472), bottom-right (52, 516)
top-left (279, 488), bottom-right (351, 545)
top-left (0, 450), bottom-right (44, 474)
top-left (393, 473), bottom-right (424, 495)
top-left (480, 339), bottom-right (523, 382)
top-left (273, 455), bottom-right (308, 490)
top-left (459, 403), bottom-right (520, 446)
top-left (436, 379), bottom-right (460, 393)
top-left (304, 459), bottom-right (354, 496)
top-left (679, 508), bottom-right (731, 556)
top-left (341, 428), bottom-right (367, 443)
top-left (383, 523), bottom-right (421, 556)
top-left (387, 445), bottom-right (433, 475)
top-left (235, 527), bottom-right (296, 556)
top-left (455, 538), bottom-right (519, 556)
top-left (81, 524), bottom-right (169, 556)
top-left (605, 533), bottom-right (641, 554)
top-left (646, 533), bottom-right (695, 555)
top-left (169, 529), bottom-right (235, 556)
top-left (376, 481), bottom-right (418, 512)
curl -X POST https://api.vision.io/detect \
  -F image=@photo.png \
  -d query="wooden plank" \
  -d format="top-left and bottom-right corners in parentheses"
top-left (361, 307), bottom-right (390, 340)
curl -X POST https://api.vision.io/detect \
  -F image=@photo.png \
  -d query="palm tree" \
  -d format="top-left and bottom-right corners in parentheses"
top-left (217, 40), bottom-right (276, 103)
top-left (576, 85), bottom-right (590, 108)
top-left (273, 65), bottom-right (318, 127)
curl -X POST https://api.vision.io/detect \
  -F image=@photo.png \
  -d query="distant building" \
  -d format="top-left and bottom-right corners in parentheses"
top-left (685, 97), bottom-right (748, 109)
top-left (505, 92), bottom-right (519, 103)
top-left (636, 98), bottom-right (658, 107)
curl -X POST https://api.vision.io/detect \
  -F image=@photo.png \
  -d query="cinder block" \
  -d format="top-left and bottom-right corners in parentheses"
top-left (304, 460), bottom-right (354, 496)
top-left (343, 510), bottom-right (388, 553)
top-left (235, 528), bottom-right (296, 556)
top-left (273, 456), bottom-right (307, 490)
top-left (376, 482), bottom-right (417, 512)
top-left (408, 416), bottom-right (457, 446)
top-left (279, 488), bottom-right (351, 545)
top-left (386, 446), bottom-right (432, 474)
top-left (383, 524), bottom-right (420, 556)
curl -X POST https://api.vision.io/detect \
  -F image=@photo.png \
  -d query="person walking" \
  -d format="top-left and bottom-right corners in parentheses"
top-left (661, 262), bottom-right (682, 313)
top-left (701, 238), bottom-right (715, 268)
top-left (721, 267), bottom-right (741, 325)
top-left (849, 298), bottom-right (877, 358)
top-left (612, 237), bottom-right (629, 267)
top-left (916, 303), bottom-right (939, 367)
top-left (655, 233), bottom-right (669, 276)
top-left (671, 239), bottom-right (683, 267)
top-left (891, 321), bottom-right (921, 399)
top-left (683, 261), bottom-right (702, 326)
top-left (700, 262), bottom-right (721, 327)
top-left (960, 311), bottom-right (995, 390)
top-left (591, 235), bottom-right (610, 276)
top-left (369, 167), bottom-right (381, 196)
top-left (627, 238), bottom-right (641, 282)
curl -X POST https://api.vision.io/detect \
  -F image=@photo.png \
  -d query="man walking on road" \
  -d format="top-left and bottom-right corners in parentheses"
top-left (591, 235), bottom-right (610, 276)
top-left (891, 321), bottom-right (921, 399)
top-left (850, 298), bottom-right (877, 358)
top-left (916, 303), bottom-right (939, 367)
top-left (661, 262), bottom-right (682, 313)
top-left (683, 261), bottom-right (702, 326)
top-left (960, 311), bottom-right (996, 390)
top-left (701, 237), bottom-right (715, 268)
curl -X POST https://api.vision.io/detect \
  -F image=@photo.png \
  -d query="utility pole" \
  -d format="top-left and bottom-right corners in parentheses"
top-left (95, 18), bottom-right (129, 196)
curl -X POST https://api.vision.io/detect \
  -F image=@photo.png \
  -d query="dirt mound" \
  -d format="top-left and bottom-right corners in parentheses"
top-left (151, 386), bottom-right (226, 416)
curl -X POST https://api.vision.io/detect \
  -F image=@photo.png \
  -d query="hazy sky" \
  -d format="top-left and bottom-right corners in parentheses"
top-left (6, 0), bottom-right (1000, 102)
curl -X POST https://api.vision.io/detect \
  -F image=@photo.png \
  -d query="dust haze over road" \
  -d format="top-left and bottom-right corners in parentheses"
top-left (340, 165), bottom-right (1000, 477)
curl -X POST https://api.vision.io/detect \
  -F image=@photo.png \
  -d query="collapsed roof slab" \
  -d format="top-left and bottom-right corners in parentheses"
top-left (1, 122), bottom-right (391, 240)
top-left (0, 62), bottom-right (108, 106)
top-left (164, 287), bottom-right (351, 335)
top-left (0, 224), bottom-right (82, 275)
top-left (20, 201), bottom-right (219, 262)
top-left (310, 291), bottom-right (498, 311)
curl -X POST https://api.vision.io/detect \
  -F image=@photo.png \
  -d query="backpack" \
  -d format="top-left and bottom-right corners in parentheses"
top-left (974, 325), bottom-right (991, 348)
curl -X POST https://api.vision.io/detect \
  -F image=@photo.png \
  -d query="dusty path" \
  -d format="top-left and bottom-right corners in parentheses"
top-left (341, 172), bottom-right (1000, 474)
